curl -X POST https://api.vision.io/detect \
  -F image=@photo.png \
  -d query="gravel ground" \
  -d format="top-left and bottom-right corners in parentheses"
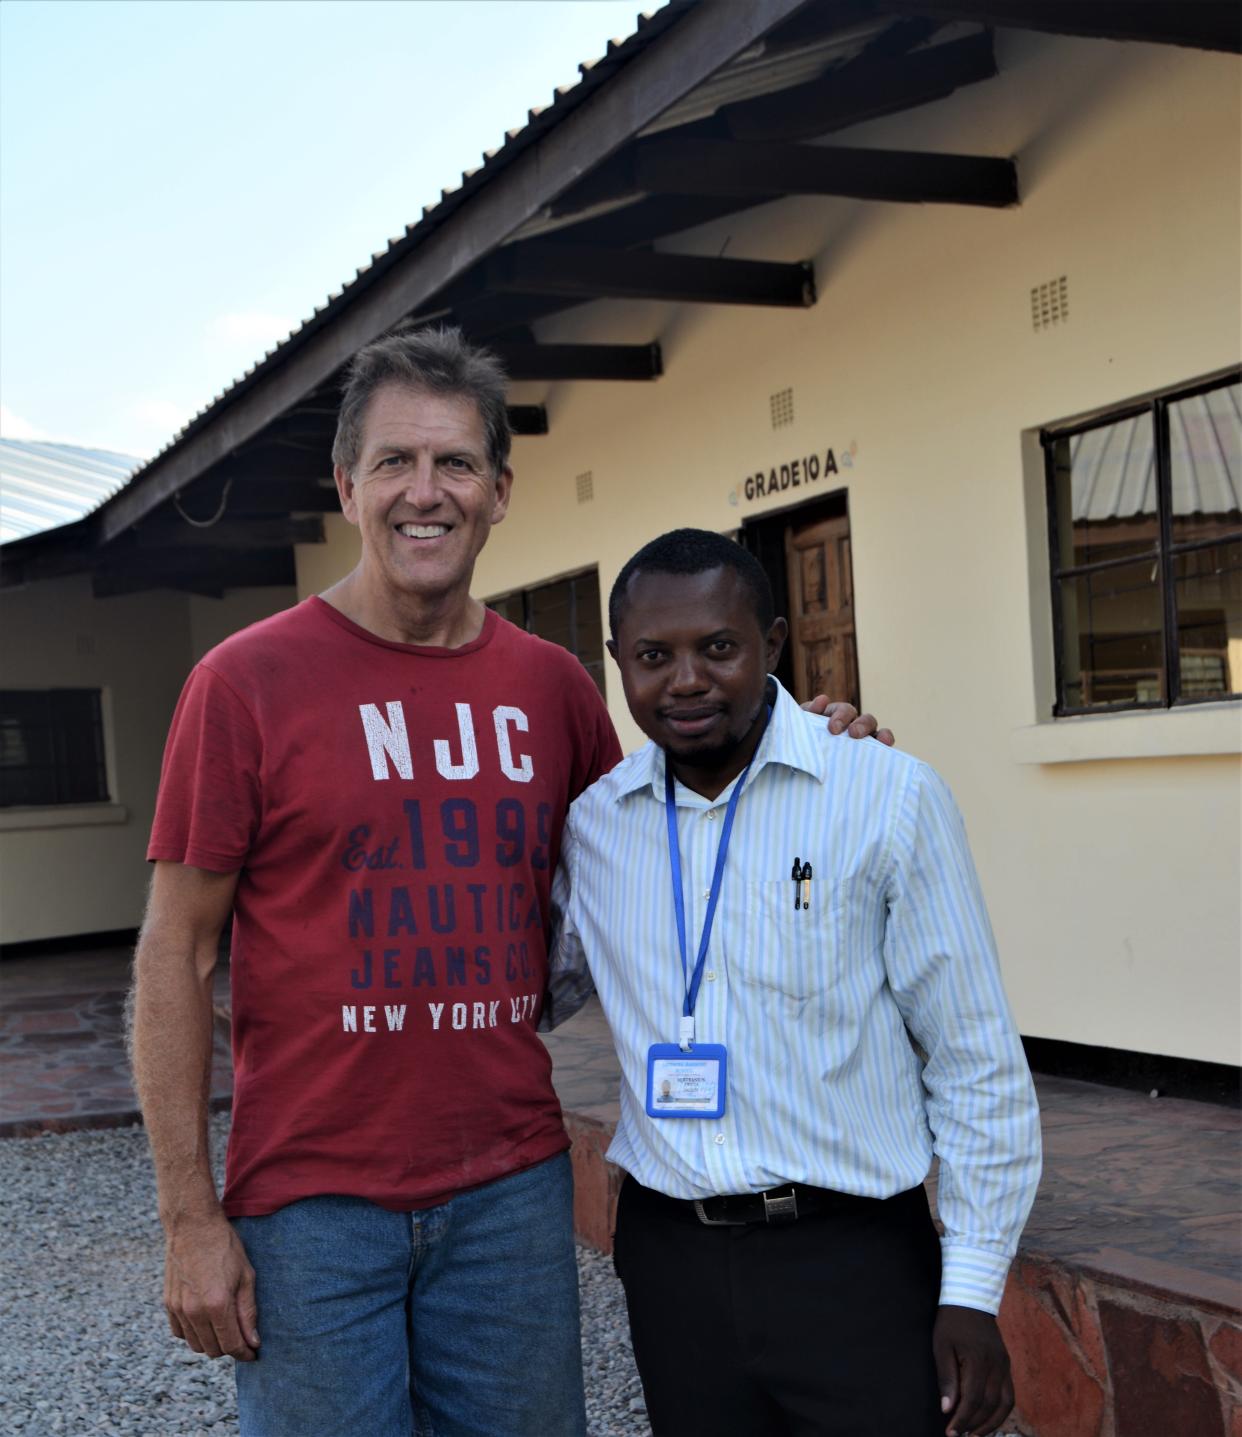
top-left (1, 1120), bottom-right (1026, 1437)
top-left (0, 1115), bottom-right (650, 1437)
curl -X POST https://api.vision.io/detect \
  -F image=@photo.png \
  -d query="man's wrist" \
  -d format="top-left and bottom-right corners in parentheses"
top-left (158, 1189), bottom-right (226, 1234)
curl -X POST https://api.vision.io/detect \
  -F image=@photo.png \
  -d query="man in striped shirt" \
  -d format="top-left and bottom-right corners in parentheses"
top-left (549, 528), bottom-right (1041, 1437)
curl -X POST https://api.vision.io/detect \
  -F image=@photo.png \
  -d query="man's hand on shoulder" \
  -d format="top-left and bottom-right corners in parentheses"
top-left (163, 1211), bottom-right (259, 1362)
top-left (933, 1305), bottom-right (1014, 1436)
top-left (800, 696), bottom-right (895, 747)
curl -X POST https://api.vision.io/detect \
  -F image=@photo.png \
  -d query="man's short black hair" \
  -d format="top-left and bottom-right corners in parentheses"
top-left (609, 528), bottom-right (776, 638)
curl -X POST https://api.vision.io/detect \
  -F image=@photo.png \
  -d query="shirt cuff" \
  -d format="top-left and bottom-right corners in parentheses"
top-left (938, 1242), bottom-right (1014, 1314)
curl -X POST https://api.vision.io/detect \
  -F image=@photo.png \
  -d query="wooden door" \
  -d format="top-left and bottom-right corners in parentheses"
top-left (784, 514), bottom-right (859, 708)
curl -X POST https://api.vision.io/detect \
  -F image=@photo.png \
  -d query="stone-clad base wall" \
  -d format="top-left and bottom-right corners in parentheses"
top-left (565, 1121), bottom-right (1242, 1436)
top-left (565, 1112), bottom-right (624, 1256)
top-left (1001, 1253), bottom-right (1241, 1437)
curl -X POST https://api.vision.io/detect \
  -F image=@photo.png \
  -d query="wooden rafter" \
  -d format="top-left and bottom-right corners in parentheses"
top-left (93, 0), bottom-right (816, 545)
top-left (485, 242), bottom-right (815, 308)
top-left (492, 342), bottom-right (663, 381)
top-left (91, 547), bottom-right (298, 599)
top-left (507, 405), bottom-right (549, 436)
top-left (874, 2), bottom-right (1240, 54)
top-left (720, 30), bottom-right (999, 144)
top-left (566, 136), bottom-right (1018, 209)
top-left (129, 516), bottom-right (326, 551)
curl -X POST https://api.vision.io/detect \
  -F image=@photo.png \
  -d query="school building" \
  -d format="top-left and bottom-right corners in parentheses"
top-left (2, 6), bottom-right (1239, 1427)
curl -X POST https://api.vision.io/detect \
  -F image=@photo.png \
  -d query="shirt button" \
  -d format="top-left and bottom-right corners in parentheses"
top-left (713, 1134), bottom-right (726, 1145)
top-left (704, 809), bottom-right (718, 821)
top-left (702, 889), bottom-right (712, 901)
top-left (705, 970), bottom-right (717, 982)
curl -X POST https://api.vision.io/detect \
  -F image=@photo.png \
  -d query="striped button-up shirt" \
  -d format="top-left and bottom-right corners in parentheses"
top-left (548, 679), bottom-right (1041, 1314)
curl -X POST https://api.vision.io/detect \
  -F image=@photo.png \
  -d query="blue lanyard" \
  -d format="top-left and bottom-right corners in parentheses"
top-left (664, 727), bottom-right (763, 1047)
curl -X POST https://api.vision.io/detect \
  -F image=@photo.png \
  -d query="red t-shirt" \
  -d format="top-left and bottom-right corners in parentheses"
top-left (149, 597), bottom-right (621, 1216)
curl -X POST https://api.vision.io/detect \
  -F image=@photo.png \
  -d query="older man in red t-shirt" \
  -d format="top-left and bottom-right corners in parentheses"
top-left (130, 326), bottom-right (884, 1437)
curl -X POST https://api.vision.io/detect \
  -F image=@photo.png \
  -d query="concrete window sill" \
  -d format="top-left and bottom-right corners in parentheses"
top-left (1011, 703), bottom-right (1240, 764)
top-left (0, 803), bottom-right (129, 832)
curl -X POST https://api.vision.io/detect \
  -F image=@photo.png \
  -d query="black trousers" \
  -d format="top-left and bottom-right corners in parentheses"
top-left (612, 1177), bottom-right (944, 1437)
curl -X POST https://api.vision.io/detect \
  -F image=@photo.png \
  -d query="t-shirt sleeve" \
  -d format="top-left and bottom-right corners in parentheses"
top-left (147, 662), bottom-right (262, 873)
top-left (566, 662), bottom-right (622, 796)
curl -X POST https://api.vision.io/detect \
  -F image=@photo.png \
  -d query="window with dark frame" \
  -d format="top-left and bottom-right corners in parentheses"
top-left (0, 689), bottom-right (109, 808)
top-left (1043, 371), bottom-right (1241, 715)
top-left (488, 568), bottom-right (606, 697)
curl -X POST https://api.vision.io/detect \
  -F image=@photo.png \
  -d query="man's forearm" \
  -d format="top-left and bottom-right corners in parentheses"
top-left (130, 921), bottom-right (222, 1229)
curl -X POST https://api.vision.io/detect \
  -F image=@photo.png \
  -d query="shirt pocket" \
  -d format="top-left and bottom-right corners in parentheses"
top-left (735, 878), bottom-right (849, 1002)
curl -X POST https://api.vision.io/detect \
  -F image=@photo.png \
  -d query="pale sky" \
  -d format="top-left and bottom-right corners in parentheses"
top-left (0, 0), bottom-right (657, 459)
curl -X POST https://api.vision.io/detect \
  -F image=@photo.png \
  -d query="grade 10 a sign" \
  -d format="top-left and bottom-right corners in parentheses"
top-left (741, 445), bottom-right (852, 503)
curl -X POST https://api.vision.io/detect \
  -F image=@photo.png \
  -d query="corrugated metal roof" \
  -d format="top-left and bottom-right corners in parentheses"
top-left (0, 440), bottom-right (141, 544)
top-left (131, 3), bottom-right (694, 472)
top-left (114, 2), bottom-right (916, 474)
top-left (1069, 383), bottom-right (1241, 522)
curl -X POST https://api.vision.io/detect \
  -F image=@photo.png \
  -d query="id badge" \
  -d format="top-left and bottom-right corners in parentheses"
top-left (645, 1043), bottom-right (727, 1119)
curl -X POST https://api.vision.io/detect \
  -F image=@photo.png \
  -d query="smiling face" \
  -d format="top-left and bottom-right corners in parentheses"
top-left (608, 566), bottom-right (787, 799)
top-left (333, 383), bottom-right (513, 639)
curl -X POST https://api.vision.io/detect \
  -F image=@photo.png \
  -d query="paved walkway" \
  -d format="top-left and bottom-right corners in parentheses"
top-left (4, 940), bottom-right (1238, 1306)
top-left (0, 941), bottom-right (231, 1137)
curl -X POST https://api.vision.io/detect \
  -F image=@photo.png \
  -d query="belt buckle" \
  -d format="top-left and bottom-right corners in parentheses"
top-left (763, 1188), bottom-right (798, 1224)
top-left (693, 1199), bottom-right (746, 1226)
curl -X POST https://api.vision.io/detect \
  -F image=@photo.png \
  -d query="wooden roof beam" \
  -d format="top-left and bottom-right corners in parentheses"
top-left (94, 0), bottom-right (818, 545)
top-left (129, 516), bottom-right (326, 551)
top-left (720, 29), bottom-right (999, 143)
top-left (508, 405), bottom-right (549, 436)
top-left (532, 195), bottom-right (748, 253)
top-left (222, 479), bottom-right (343, 516)
top-left (492, 342), bottom-right (663, 381)
top-left (92, 547), bottom-right (297, 599)
top-left (873, 3), bottom-right (1240, 53)
top-left (484, 242), bottom-right (815, 308)
top-left (570, 136), bottom-right (1018, 209)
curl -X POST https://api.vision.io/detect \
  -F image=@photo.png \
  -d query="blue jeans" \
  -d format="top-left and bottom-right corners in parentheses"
top-left (232, 1153), bottom-right (585, 1437)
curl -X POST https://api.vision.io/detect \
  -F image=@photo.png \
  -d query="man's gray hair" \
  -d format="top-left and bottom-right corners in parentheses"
top-left (332, 325), bottom-right (512, 477)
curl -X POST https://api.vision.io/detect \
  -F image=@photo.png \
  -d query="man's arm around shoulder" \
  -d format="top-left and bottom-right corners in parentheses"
top-left (130, 861), bottom-right (258, 1362)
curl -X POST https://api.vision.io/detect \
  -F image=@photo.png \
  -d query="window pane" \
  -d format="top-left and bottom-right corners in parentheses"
top-left (573, 571), bottom-right (603, 648)
top-left (1056, 560), bottom-right (1165, 708)
top-left (581, 660), bottom-right (606, 698)
top-left (1174, 539), bottom-right (1242, 699)
top-left (1049, 418), bottom-right (1159, 572)
top-left (0, 767), bottom-right (58, 806)
top-left (1168, 382), bottom-right (1242, 540)
top-left (488, 593), bottom-right (526, 628)
top-left (487, 572), bottom-right (606, 696)
top-left (0, 688), bottom-right (107, 807)
top-left (528, 579), bottom-right (574, 651)
top-left (0, 712), bottom-right (53, 768)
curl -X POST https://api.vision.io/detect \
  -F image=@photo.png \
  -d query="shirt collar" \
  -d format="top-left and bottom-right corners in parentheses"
top-left (613, 677), bottom-right (827, 804)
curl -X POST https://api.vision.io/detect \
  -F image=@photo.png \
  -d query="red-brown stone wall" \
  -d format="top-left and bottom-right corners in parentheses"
top-left (1001, 1253), bottom-right (1241, 1437)
top-left (566, 1112), bottom-right (624, 1255)
top-left (566, 1132), bottom-right (1241, 1434)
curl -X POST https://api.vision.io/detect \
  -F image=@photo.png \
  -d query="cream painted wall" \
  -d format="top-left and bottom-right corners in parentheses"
top-left (296, 36), bottom-right (1241, 1063)
top-left (296, 515), bottom-right (360, 598)
top-left (1, 579), bottom-right (295, 943)
top-left (188, 587), bottom-right (297, 664)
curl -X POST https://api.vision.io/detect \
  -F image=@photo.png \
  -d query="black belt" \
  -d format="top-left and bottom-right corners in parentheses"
top-left (633, 1179), bottom-right (880, 1228)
